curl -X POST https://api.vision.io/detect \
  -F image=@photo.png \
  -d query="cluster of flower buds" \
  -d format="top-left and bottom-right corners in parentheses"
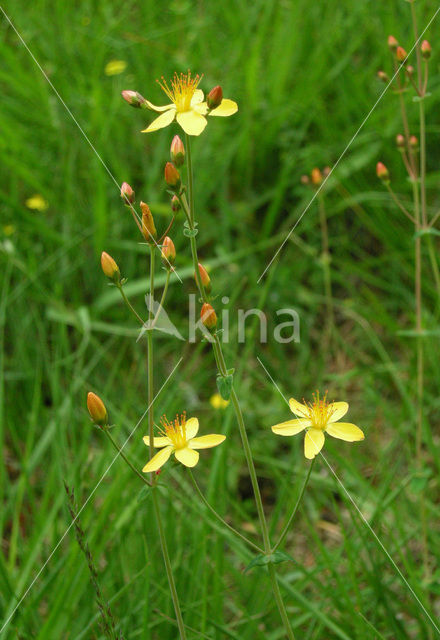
top-left (301, 166), bottom-right (331, 187)
top-left (200, 302), bottom-right (217, 330)
top-left (87, 392), bottom-right (108, 426)
top-left (376, 162), bottom-right (390, 183)
top-left (101, 251), bottom-right (121, 284)
top-left (195, 262), bottom-right (211, 294)
top-left (120, 182), bottom-right (135, 205)
top-left (161, 236), bottom-right (176, 267)
top-left (121, 90), bottom-right (148, 109)
top-left (140, 201), bottom-right (157, 244)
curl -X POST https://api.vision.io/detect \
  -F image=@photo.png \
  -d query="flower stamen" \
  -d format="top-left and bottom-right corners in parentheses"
top-left (157, 71), bottom-right (203, 113)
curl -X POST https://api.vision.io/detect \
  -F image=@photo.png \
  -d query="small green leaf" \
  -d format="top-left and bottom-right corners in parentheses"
top-left (244, 554), bottom-right (270, 573)
top-left (216, 373), bottom-right (233, 400)
top-left (183, 227), bottom-right (198, 238)
top-left (412, 92), bottom-right (431, 102)
top-left (414, 227), bottom-right (440, 239)
top-left (244, 551), bottom-right (295, 573)
top-left (396, 328), bottom-right (440, 338)
top-left (270, 550), bottom-right (295, 565)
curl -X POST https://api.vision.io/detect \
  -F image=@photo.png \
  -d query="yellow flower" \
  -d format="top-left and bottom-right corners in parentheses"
top-left (142, 413), bottom-right (226, 472)
top-left (210, 393), bottom-right (229, 410)
top-left (141, 71), bottom-right (238, 137)
top-left (271, 392), bottom-right (364, 460)
top-left (105, 60), bottom-right (127, 76)
top-left (25, 194), bottom-right (48, 211)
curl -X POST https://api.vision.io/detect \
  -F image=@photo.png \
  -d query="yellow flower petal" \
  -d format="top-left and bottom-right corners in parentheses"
top-left (328, 402), bottom-right (349, 423)
top-left (191, 89), bottom-right (204, 105)
top-left (189, 434), bottom-right (226, 449)
top-left (142, 445), bottom-right (173, 472)
top-left (208, 98), bottom-right (238, 117)
top-left (104, 60), bottom-right (127, 76)
top-left (142, 108), bottom-right (176, 133)
top-left (185, 417), bottom-right (199, 440)
top-left (289, 398), bottom-right (309, 418)
top-left (176, 110), bottom-right (207, 136)
top-left (272, 418), bottom-right (311, 436)
top-left (325, 422), bottom-right (364, 442)
top-left (304, 429), bottom-right (325, 459)
top-left (193, 102), bottom-right (209, 115)
top-left (145, 100), bottom-right (175, 113)
top-left (174, 447), bottom-right (199, 467)
top-left (209, 393), bottom-right (229, 410)
top-left (25, 194), bottom-right (48, 211)
top-left (142, 435), bottom-right (171, 448)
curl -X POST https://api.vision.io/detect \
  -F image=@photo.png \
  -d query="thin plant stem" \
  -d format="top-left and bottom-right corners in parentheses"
top-left (117, 284), bottom-right (145, 325)
top-left (385, 184), bottom-right (416, 224)
top-left (272, 460), bottom-right (315, 553)
top-left (183, 132), bottom-right (296, 640)
top-left (151, 268), bottom-right (171, 330)
top-left (188, 470), bottom-right (264, 553)
top-left (103, 428), bottom-right (151, 487)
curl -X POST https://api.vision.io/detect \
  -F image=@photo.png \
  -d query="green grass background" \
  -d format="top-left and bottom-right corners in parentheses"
top-left (1, 0), bottom-right (440, 638)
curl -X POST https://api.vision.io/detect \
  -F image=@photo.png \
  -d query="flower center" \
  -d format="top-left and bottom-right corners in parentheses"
top-left (304, 391), bottom-right (335, 430)
top-left (157, 71), bottom-right (202, 112)
top-left (158, 412), bottom-right (187, 449)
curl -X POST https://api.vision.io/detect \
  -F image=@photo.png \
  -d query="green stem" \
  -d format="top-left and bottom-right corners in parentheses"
top-left (385, 184), bottom-right (416, 224)
top-left (188, 470), bottom-right (264, 553)
top-left (267, 563), bottom-right (296, 640)
top-left (272, 460), bottom-right (315, 553)
top-left (118, 284), bottom-right (145, 325)
top-left (104, 429), bottom-right (151, 487)
top-left (151, 268), bottom-right (171, 330)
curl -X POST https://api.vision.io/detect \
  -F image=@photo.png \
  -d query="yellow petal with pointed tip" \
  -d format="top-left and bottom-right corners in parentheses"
top-left (185, 417), bottom-right (199, 440)
top-left (189, 434), bottom-right (226, 449)
top-left (325, 422), bottom-right (364, 441)
top-left (174, 447), bottom-right (199, 467)
top-left (145, 100), bottom-right (175, 113)
top-left (176, 110), bottom-right (207, 136)
top-left (271, 418), bottom-right (311, 436)
top-left (289, 398), bottom-right (309, 418)
top-left (208, 99), bottom-right (238, 117)
top-left (328, 402), bottom-right (349, 423)
top-left (142, 108), bottom-right (176, 133)
top-left (304, 429), bottom-right (325, 459)
top-left (143, 435), bottom-right (171, 448)
top-left (142, 445), bottom-right (173, 472)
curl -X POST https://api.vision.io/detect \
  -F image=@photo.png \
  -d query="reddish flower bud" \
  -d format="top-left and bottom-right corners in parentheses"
top-left (396, 134), bottom-right (405, 148)
top-left (140, 201), bottom-right (157, 243)
top-left (195, 262), bottom-right (211, 293)
top-left (388, 35), bottom-right (398, 51)
top-left (201, 303), bottom-right (217, 330)
top-left (300, 175), bottom-right (310, 185)
top-left (171, 195), bottom-right (181, 213)
top-left (164, 162), bottom-right (181, 191)
top-left (421, 40), bottom-right (431, 59)
top-left (120, 182), bottom-right (135, 205)
top-left (101, 251), bottom-right (120, 281)
top-left (396, 46), bottom-right (407, 63)
top-left (311, 168), bottom-right (323, 186)
top-left (87, 392), bottom-right (108, 426)
top-left (322, 166), bottom-right (331, 177)
top-left (121, 90), bottom-right (147, 108)
top-left (377, 70), bottom-right (389, 83)
top-left (376, 162), bottom-right (390, 182)
top-left (406, 65), bottom-right (414, 76)
top-left (410, 135), bottom-right (418, 148)
top-left (170, 135), bottom-right (185, 167)
top-left (207, 86), bottom-right (223, 110)
top-left (161, 236), bottom-right (176, 265)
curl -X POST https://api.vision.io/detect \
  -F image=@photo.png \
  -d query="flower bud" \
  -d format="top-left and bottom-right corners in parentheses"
top-left (161, 236), bottom-right (176, 266)
top-left (300, 175), bottom-right (310, 185)
top-left (120, 182), bottom-right (135, 205)
top-left (421, 40), bottom-right (431, 59)
top-left (121, 90), bottom-right (147, 108)
top-left (207, 85), bottom-right (223, 110)
top-left (396, 134), bottom-right (405, 149)
top-left (323, 166), bottom-right (331, 177)
top-left (377, 70), bottom-right (389, 83)
top-left (140, 201), bottom-right (157, 243)
top-left (376, 162), bottom-right (390, 182)
top-left (311, 168), bottom-right (323, 186)
top-left (87, 392), bottom-right (108, 426)
top-left (171, 195), bottom-right (181, 213)
top-left (195, 262), bottom-right (211, 293)
top-left (388, 35), bottom-right (398, 51)
top-left (101, 251), bottom-right (120, 281)
top-left (396, 46), bottom-right (407, 63)
top-left (164, 162), bottom-right (181, 191)
top-left (170, 135), bottom-right (185, 167)
top-left (201, 303), bottom-right (217, 330)
top-left (410, 135), bottom-right (418, 149)
top-left (406, 65), bottom-right (414, 77)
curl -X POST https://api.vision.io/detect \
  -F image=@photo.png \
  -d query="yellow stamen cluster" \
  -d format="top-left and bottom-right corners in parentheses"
top-left (158, 412), bottom-right (187, 448)
top-left (157, 71), bottom-right (202, 112)
top-left (303, 391), bottom-right (335, 430)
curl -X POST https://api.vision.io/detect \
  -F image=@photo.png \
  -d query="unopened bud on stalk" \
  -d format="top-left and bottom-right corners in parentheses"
top-left (87, 392), bottom-right (108, 426)
top-left (377, 70), bottom-right (389, 83)
top-left (396, 46), bottom-right (408, 64)
top-left (171, 195), bottom-right (181, 212)
top-left (196, 262), bottom-right (211, 293)
top-left (396, 134), bottom-right (405, 149)
top-left (121, 90), bottom-right (147, 108)
top-left (311, 168), bottom-right (323, 186)
top-left (300, 175), bottom-right (310, 185)
top-left (120, 182), bottom-right (135, 205)
top-left (406, 65), bottom-right (414, 77)
top-left (410, 135), bottom-right (418, 149)
top-left (170, 135), bottom-right (185, 167)
top-left (323, 166), bottom-right (331, 177)
top-left (164, 162), bottom-right (181, 191)
top-left (421, 40), bottom-right (432, 59)
top-left (101, 251), bottom-right (120, 282)
top-left (161, 236), bottom-right (176, 266)
top-left (140, 201), bottom-right (157, 243)
top-left (388, 35), bottom-right (398, 51)
top-left (376, 162), bottom-right (390, 182)
top-left (207, 86), bottom-right (223, 110)
top-left (201, 303), bottom-right (217, 330)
